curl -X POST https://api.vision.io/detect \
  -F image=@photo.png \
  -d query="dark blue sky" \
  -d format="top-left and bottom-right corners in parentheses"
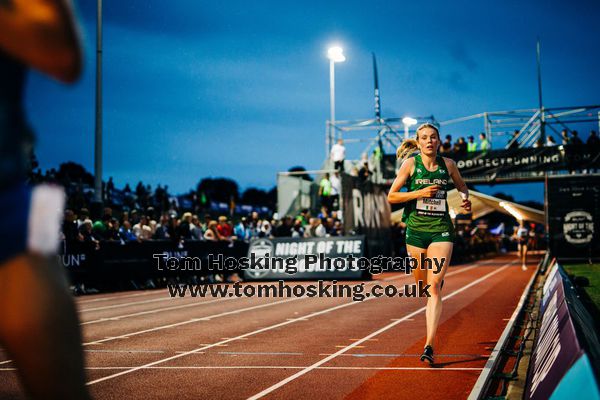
top-left (24, 0), bottom-right (600, 202)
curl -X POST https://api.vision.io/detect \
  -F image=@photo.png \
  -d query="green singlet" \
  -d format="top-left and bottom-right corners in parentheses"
top-left (401, 154), bottom-right (454, 234)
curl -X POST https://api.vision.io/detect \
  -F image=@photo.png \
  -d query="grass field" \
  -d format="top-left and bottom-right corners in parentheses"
top-left (563, 264), bottom-right (600, 312)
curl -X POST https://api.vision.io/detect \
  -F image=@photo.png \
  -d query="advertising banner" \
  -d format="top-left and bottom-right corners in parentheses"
top-left (526, 282), bottom-right (584, 400)
top-left (381, 145), bottom-right (600, 182)
top-left (243, 236), bottom-right (365, 280)
top-left (547, 175), bottom-right (600, 261)
top-left (341, 174), bottom-right (392, 256)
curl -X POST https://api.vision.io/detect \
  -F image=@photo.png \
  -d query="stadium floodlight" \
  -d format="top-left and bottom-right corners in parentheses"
top-left (402, 117), bottom-right (418, 139)
top-left (327, 46), bottom-right (346, 157)
top-left (327, 46), bottom-right (346, 62)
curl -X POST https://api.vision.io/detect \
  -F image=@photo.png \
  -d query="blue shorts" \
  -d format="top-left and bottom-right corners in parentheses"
top-left (0, 183), bottom-right (64, 263)
top-left (0, 183), bottom-right (32, 263)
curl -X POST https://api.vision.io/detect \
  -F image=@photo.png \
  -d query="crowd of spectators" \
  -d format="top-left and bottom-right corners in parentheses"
top-left (61, 206), bottom-right (346, 248)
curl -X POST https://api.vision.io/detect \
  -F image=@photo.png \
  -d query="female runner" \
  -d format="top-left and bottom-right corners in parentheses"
top-left (388, 123), bottom-right (471, 364)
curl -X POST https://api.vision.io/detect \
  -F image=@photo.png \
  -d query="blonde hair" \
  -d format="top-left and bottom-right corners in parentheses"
top-left (396, 123), bottom-right (441, 160)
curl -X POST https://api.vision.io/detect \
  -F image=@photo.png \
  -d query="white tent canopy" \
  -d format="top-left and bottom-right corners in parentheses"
top-left (391, 189), bottom-right (544, 224)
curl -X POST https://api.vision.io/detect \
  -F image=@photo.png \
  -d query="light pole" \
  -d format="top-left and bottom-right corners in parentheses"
top-left (327, 46), bottom-right (345, 157)
top-left (402, 117), bottom-right (417, 140)
top-left (94, 0), bottom-right (103, 204)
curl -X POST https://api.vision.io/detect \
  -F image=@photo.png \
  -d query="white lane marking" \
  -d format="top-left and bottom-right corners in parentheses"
top-left (83, 297), bottom-right (301, 346)
top-left (80, 296), bottom-right (178, 312)
top-left (77, 290), bottom-right (165, 305)
top-left (84, 349), bottom-right (165, 353)
top-left (218, 352), bottom-right (303, 356)
top-left (82, 269), bottom-right (425, 345)
top-left (1, 366), bottom-right (484, 372)
top-left (246, 261), bottom-right (515, 400)
top-left (81, 297), bottom-right (236, 325)
top-left (85, 263), bottom-right (484, 385)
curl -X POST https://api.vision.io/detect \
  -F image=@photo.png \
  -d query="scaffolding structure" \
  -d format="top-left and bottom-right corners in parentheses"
top-left (324, 104), bottom-right (600, 182)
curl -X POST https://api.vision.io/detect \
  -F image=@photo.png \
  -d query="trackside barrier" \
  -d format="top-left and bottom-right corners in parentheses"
top-left (524, 262), bottom-right (600, 400)
top-left (467, 254), bottom-right (545, 400)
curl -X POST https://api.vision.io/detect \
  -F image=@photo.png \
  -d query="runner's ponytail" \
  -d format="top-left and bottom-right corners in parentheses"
top-left (396, 139), bottom-right (419, 160)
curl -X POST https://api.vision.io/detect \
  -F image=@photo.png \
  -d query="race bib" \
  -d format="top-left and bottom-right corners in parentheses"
top-left (416, 197), bottom-right (446, 217)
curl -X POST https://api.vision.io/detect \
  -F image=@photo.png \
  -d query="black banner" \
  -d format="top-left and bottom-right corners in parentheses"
top-left (61, 240), bottom-right (248, 288)
top-left (341, 174), bottom-right (392, 256)
top-left (243, 236), bottom-right (366, 280)
top-left (382, 145), bottom-right (600, 182)
top-left (547, 175), bottom-right (600, 261)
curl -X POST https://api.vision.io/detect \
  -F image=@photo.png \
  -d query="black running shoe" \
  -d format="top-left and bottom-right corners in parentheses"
top-left (420, 345), bottom-right (434, 364)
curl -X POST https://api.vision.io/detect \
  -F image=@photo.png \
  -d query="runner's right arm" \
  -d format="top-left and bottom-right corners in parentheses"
top-left (387, 158), bottom-right (439, 204)
top-left (0, 0), bottom-right (82, 82)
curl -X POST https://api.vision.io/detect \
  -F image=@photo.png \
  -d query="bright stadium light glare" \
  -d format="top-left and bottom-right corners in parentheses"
top-left (402, 117), bottom-right (418, 139)
top-left (500, 201), bottom-right (524, 221)
top-left (402, 117), bottom-right (418, 126)
top-left (327, 46), bottom-right (346, 62)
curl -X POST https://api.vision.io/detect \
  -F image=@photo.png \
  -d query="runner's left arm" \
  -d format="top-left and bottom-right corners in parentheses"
top-left (445, 158), bottom-right (471, 212)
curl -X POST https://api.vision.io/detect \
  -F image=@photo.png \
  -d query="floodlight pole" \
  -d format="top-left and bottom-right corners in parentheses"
top-left (537, 38), bottom-right (546, 142)
top-left (94, 0), bottom-right (103, 203)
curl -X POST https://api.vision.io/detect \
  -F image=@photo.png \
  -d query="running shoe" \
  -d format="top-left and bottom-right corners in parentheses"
top-left (420, 345), bottom-right (434, 364)
top-left (521, 264), bottom-right (527, 271)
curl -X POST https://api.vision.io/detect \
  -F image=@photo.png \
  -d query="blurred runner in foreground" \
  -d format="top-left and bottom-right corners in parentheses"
top-left (0, 0), bottom-right (89, 398)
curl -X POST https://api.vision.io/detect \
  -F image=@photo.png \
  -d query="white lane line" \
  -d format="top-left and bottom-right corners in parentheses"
top-left (246, 261), bottom-right (515, 400)
top-left (85, 264), bottom-right (483, 385)
top-left (80, 296), bottom-right (178, 312)
top-left (319, 353), bottom-right (491, 358)
top-left (85, 349), bottom-right (166, 354)
top-left (0, 359), bottom-right (12, 366)
top-left (82, 270), bottom-right (422, 345)
top-left (77, 290), bottom-right (166, 305)
top-left (81, 296), bottom-right (237, 325)
top-left (2, 366), bottom-right (484, 372)
top-left (218, 352), bottom-right (304, 356)
top-left (83, 297), bottom-right (301, 346)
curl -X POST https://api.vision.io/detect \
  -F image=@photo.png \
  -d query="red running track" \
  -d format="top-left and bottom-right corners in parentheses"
top-left (0, 253), bottom-right (540, 399)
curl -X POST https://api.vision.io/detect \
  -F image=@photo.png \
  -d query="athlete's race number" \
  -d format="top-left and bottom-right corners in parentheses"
top-left (416, 197), bottom-right (446, 217)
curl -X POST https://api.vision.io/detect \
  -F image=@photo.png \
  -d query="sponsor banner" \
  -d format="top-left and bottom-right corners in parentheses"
top-left (341, 174), bottom-right (392, 256)
top-left (540, 263), bottom-right (561, 314)
top-left (243, 236), bottom-right (365, 280)
top-left (547, 175), bottom-right (600, 261)
top-left (526, 283), bottom-right (584, 400)
top-left (381, 145), bottom-right (600, 181)
top-left (61, 240), bottom-right (248, 285)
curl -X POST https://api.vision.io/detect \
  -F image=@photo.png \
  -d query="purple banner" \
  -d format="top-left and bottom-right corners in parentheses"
top-left (540, 263), bottom-right (560, 314)
top-left (526, 283), bottom-right (584, 400)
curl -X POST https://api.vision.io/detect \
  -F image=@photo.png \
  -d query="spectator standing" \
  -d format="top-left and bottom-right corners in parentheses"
top-left (440, 135), bottom-right (452, 153)
top-left (216, 216), bottom-right (233, 239)
top-left (561, 129), bottom-right (570, 145)
top-left (454, 137), bottom-right (467, 158)
top-left (133, 216), bottom-right (153, 240)
top-left (571, 130), bottom-right (583, 146)
top-left (545, 136), bottom-right (556, 147)
top-left (330, 139), bottom-right (346, 172)
top-left (330, 171), bottom-right (342, 211)
top-left (467, 136), bottom-right (477, 153)
top-left (319, 173), bottom-right (333, 210)
top-left (587, 130), bottom-right (599, 145)
top-left (204, 220), bottom-right (223, 241)
top-left (479, 133), bottom-right (490, 151)
top-left (119, 220), bottom-right (138, 242)
top-left (358, 161), bottom-right (370, 182)
top-left (508, 130), bottom-right (520, 149)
